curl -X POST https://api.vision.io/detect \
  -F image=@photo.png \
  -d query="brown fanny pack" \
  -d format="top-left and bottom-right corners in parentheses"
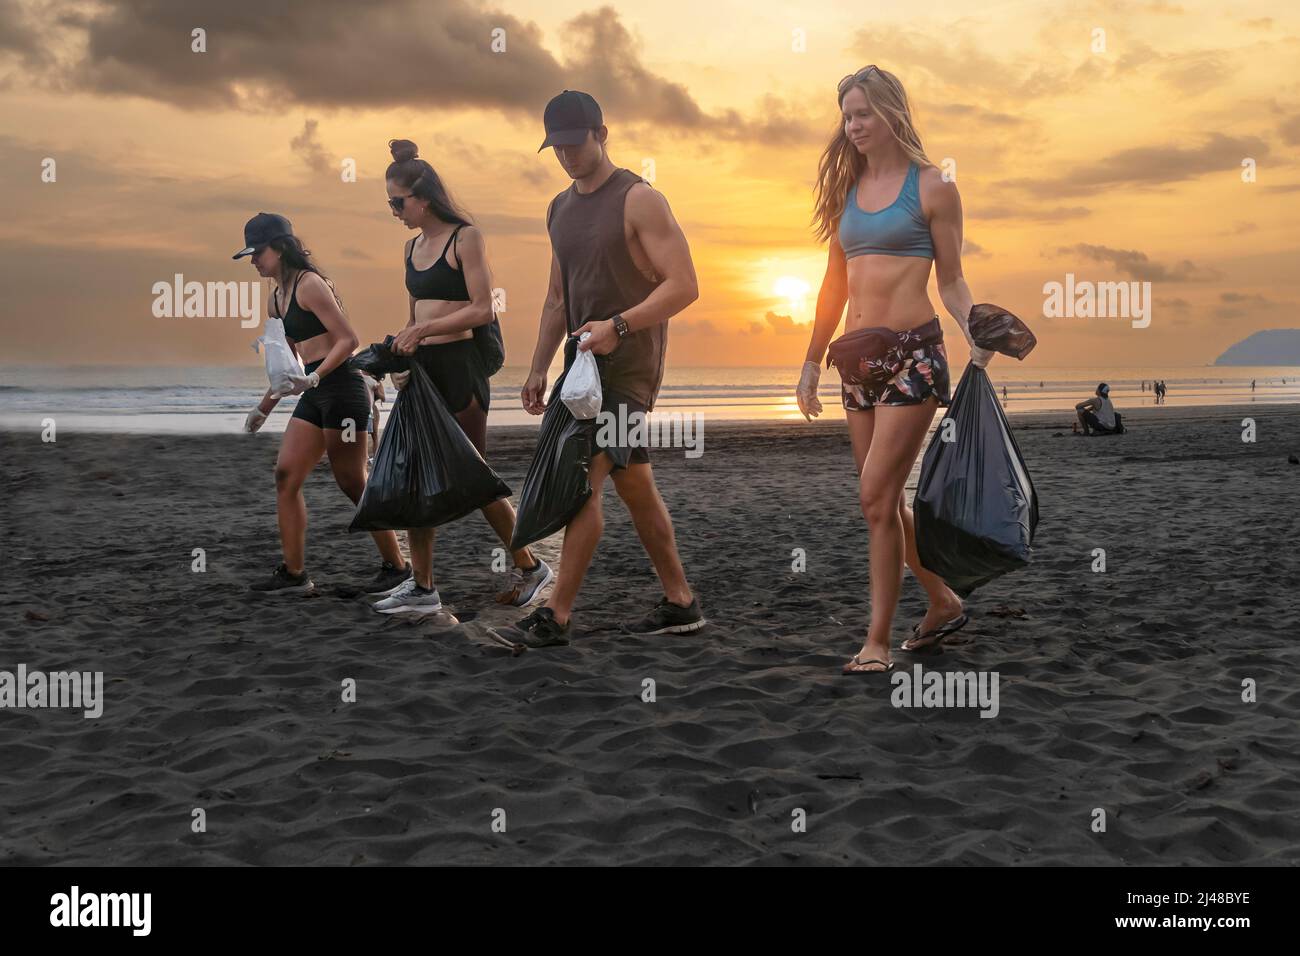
top-left (826, 319), bottom-right (944, 389)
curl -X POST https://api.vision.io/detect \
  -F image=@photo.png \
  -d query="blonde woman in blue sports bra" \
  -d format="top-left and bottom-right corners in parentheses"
top-left (795, 66), bottom-right (996, 675)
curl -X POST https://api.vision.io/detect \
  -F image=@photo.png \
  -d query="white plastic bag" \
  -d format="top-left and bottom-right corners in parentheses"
top-left (252, 317), bottom-right (302, 395)
top-left (560, 332), bottom-right (603, 420)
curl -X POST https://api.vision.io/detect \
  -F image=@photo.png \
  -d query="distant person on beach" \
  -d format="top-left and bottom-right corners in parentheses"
top-left (1073, 382), bottom-right (1121, 435)
top-left (795, 65), bottom-right (983, 674)
top-left (493, 90), bottom-right (704, 648)
top-left (380, 139), bottom-right (551, 614)
top-left (236, 213), bottom-right (407, 595)
top-left (1251, 379), bottom-right (1256, 391)
top-left (360, 372), bottom-right (384, 460)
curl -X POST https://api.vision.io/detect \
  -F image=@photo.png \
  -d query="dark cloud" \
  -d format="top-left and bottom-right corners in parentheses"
top-left (290, 119), bottom-right (329, 174)
top-left (1054, 243), bottom-right (1219, 282)
top-left (1279, 114), bottom-right (1300, 145)
top-left (4, 0), bottom-right (819, 144)
top-left (1008, 134), bottom-right (1268, 197)
top-left (765, 311), bottom-right (803, 335)
top-left (0, 0), bottom-right (47, 64)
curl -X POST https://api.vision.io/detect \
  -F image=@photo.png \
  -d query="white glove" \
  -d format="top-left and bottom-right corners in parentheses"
top-left (391, 369), bottom-right (410, 390)
top-left (285, 370), bottom-right (320, 395)
top-left (244, 407), bottom-right (269, 433)
top-left (969, 343), bottom-right (995, 369)
top-left (796, 360), bottom-right (823, 420)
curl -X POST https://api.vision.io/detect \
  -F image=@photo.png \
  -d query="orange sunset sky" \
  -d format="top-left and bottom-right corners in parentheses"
top-left (1, 0), bottom-right (1297, 369)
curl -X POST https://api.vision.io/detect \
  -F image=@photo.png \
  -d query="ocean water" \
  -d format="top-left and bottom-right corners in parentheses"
top-left (1, 363), bottom-right (1297, 434)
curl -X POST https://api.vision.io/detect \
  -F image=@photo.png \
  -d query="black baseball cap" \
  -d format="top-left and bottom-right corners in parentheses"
top-left (537, 90), bottom-right (603, 152)
top-left (232, 212), bottom-right (293, 259)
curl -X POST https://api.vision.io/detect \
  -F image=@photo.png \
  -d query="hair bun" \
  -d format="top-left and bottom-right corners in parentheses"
top-left (389, 139), bottom-right (419, 163)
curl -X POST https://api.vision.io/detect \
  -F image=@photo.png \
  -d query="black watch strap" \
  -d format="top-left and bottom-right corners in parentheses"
top-left (613, 314), bottom-right (630, 337)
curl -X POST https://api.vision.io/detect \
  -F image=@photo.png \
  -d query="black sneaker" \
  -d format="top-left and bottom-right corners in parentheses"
top-left (365, 560), bottom-right (412, 596)
top-left (489, 606), bottom-right (571, 649)
top-left (250, 563), bottom-right (315, 595)
top-left (628, 596), bottom-right (706, 634)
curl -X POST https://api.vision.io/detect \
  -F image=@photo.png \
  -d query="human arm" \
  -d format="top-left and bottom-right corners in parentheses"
top-left (926, 170), bottom-right (993, 369)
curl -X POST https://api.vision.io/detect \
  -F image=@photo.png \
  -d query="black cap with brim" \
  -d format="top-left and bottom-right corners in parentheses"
top-left (233, 212), bottom-right (293, 259)
top-left (538, 90), bottom-right (603, 152)
top-left (537, 128), bottom-right (595, 152)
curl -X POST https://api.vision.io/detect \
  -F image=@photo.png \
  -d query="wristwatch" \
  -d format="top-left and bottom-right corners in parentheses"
top-left (612, 314), bottom-right (630, 338)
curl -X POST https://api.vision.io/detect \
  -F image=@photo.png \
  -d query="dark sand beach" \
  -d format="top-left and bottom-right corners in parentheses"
top-left (2, 403), bottom-right (1298, 865)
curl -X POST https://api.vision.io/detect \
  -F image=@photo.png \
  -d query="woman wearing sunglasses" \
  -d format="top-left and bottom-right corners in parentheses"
top-left (795, 66), bottom-right (995, 674)
top-left (375, 139), bottom-right (552, 616)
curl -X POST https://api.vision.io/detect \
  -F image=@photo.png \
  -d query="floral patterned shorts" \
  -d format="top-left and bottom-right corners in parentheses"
top-left (838, 316), bottom-right (952, 411)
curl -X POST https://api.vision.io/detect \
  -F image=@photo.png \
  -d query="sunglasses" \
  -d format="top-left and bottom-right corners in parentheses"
top-left (388, 193), bottom-right (416, 213)
top-left (838, 65), bottom-right (881, 91)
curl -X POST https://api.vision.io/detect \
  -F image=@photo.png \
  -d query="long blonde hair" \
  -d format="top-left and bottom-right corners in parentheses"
top-left (812, 65), bottom-right (932, 243)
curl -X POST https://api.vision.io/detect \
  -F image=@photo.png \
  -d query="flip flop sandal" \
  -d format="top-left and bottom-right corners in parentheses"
top-left (903, 613), bottom-right (969, 651)
top-left (842, 656), bottom-right (895, 676)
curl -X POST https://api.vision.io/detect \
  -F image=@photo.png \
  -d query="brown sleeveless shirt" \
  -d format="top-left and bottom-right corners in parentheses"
top-left (547, 167), bottom-right (666, 409)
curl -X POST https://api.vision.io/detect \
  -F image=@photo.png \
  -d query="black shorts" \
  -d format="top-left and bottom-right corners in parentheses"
top-left (590, 389), bottom-right (651, 470)
top-left (291, 364), bottom-right (371, 431)
top-left (412, 338), bottom-right (490, 413)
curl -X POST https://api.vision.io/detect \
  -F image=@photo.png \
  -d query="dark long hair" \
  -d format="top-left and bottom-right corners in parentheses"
top-left (268, 233), bottom-right (343, 311)
top-left (385, 139), bottom-right (473, 226)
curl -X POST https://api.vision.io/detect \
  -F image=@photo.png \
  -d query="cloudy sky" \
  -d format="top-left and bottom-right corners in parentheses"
top-left (1, 0), bottom-right (1296, 368)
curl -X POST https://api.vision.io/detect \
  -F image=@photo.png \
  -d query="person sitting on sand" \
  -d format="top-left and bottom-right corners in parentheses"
top-left (1073, 382), bottom-right (1120, 435)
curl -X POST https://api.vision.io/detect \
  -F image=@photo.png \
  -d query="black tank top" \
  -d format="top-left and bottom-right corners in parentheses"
top-left (547, 168), bottom-right (665, 408)
top-left (273, 271), bottom-right (328, 341)
top-left (405, 225), bottom-right (469, 301)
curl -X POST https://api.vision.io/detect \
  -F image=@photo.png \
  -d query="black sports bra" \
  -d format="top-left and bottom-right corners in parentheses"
top-left (273, 271), bottom-right (328, 341)
top-left (405, 224), bottom-right (469, 301)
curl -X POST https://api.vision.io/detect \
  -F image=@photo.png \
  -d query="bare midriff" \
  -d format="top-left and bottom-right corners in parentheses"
top-left (291, 332), bottom-right (332, 365)
top-left (844, 254), bottom-right (936, 334)
top-left (413, 297), bottom-right (473, 345)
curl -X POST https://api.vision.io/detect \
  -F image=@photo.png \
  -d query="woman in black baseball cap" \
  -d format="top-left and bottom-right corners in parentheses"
top-left (237, 212), bottom-right (409, 596)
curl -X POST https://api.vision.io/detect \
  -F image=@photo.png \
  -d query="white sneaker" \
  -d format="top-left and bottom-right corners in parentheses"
top-left (372, 578), bottom-right (444, 615)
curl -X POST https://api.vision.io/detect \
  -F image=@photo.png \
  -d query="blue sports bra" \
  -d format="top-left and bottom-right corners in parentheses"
top-left (839, 161), bottom-right (934, 260)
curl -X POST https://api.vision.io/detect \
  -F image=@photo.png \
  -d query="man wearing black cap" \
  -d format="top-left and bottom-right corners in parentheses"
top-left (494, 90), bottom-right (704, 648)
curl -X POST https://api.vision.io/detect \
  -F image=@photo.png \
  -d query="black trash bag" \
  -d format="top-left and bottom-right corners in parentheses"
top-left (914, 364), bottom-right (1039, 596)
top-left (349, 360), bottom-right (510, 532)
top-left (348, 335), bottom-right (406, 378)
top-left (509, 362), bottom-right (593, 551)
top-left (969, 303), bottom-right (1037, 360)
